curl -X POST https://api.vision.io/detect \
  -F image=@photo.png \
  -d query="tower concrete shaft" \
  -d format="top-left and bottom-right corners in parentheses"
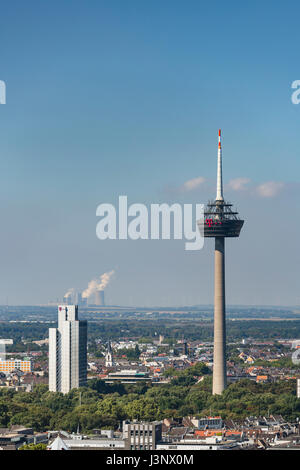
top-left (213, 236), bottom-right (226, 395)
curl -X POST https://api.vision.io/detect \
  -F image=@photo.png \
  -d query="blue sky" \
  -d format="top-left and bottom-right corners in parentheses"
top-left (0, 1), bottom-right (299, 306)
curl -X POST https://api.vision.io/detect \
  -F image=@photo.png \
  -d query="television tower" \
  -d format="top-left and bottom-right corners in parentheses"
top-left (199, 130), bottom-right (244, 395)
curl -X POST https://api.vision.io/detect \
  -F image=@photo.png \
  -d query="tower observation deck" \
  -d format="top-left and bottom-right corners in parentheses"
top-left (198, 130), bottom-right (244, 395)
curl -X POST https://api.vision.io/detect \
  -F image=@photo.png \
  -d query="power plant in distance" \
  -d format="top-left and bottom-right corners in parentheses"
top-left (62, 271), bottom-right (115, 307)
top-left (63, 290), bottom-right (105, 307)
top-left (199, 130), bottom-right (244, 395)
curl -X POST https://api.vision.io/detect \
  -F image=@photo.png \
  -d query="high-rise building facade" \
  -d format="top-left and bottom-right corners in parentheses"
top-left (49, 305), bottom-right (87, 394)
top-left (0, 339), bottom-right (13, 361)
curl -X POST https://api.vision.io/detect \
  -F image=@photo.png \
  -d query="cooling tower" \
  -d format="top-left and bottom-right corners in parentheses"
top-left (94, 290), bottom-right (105, 306)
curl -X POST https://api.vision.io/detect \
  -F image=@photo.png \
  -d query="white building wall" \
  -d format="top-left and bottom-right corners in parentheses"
top-left (49, 328), bottom-right (58, 392)
top-left (49, 305), bottom-right (87, 394)
top-left (61, 320), bottom-right (71, 394)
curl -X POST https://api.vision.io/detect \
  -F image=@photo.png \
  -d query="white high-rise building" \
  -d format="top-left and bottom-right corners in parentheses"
top-left (49, 305), bottom-right (87, 394)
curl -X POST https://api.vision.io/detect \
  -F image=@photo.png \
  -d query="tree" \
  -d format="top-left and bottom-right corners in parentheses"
top-left (19, 443), bottom-right (47, 450)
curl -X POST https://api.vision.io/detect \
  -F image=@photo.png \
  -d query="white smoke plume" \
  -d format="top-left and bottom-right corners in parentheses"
top-left (64, 288), bottom-right (75, 298)
top-left (82, 270), bottom-right (115, 299)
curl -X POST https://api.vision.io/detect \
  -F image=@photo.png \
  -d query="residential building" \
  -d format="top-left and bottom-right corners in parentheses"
top-left (0, 360), bottom-right (31, 373)
top-left (123, 420), bottom-right (162, 450)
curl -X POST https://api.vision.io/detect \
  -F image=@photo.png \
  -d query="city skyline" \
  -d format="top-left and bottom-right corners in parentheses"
top-left (1, 1), bottom-right (300, 455)
top-left (0, 1), bottom-right (299, 306)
